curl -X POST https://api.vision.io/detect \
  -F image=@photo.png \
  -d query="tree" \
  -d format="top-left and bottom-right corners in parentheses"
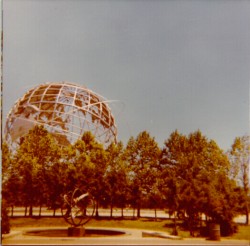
top-left (1, 199), bottom-right (10, 234)
top-left (160, 130), bottom-right (188, 234)
top-left (2, 142), bottom-right (13, 231)
top-left (228, 135), bottom-right (250, 225)
top-left (45, 159), bottom-right (67, 216)
top-left (81, 131), bottom-right (107, 218)
top-left (203, 172), bottom-right (242, 236)
top-left (161, 130), bottom-right (240, 236)
top-left (2, 142), bottom-right (11, 181)
top-left (62, 131), bottom-right (108, 217)
top-left (13, 125), bottom-right (61, 216)
top-left (2, 142), bottom-right (15, 206)
top-left (105, 141), bottom-right (128, 217)
top-left (124, 131), bottom-right (161, 218)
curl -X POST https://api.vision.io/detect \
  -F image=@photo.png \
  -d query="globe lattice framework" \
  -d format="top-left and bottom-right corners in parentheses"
top-left (4, 82), bottom-right (117, 147)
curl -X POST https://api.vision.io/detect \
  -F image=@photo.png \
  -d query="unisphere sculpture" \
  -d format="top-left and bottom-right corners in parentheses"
top-left (4, 82), bottom-right (117, 147)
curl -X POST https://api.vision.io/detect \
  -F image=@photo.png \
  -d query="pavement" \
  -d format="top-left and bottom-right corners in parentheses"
top-left (2, 227), bottom-right (249, 246)
top-left (7, 208), bottom-right (249, 224)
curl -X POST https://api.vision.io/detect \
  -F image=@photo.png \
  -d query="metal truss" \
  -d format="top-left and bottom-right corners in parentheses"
top-left (4, 82), bottom-right (117, 148)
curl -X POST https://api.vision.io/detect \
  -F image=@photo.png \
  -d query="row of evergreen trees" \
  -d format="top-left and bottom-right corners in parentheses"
top-left (2, 125), bottom-right (249, 236)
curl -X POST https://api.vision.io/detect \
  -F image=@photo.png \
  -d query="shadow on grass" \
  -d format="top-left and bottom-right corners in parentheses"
top-left (162, 220), bottom-right (209, 237)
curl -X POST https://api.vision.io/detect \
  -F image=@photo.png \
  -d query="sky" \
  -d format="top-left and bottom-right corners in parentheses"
top-left (2, 0), bottom-right (250, 151)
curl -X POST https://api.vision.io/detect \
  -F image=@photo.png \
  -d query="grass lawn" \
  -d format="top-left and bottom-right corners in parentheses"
top-left (8, 217), bottom-right (250, 240)
top-left (226, 224), bottom-right (250, 241)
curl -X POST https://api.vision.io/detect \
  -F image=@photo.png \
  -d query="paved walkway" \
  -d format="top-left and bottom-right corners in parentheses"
top-left (8, 208), bottom-right (249, 224)
top-left (2, 227), bottom-right (249, 245)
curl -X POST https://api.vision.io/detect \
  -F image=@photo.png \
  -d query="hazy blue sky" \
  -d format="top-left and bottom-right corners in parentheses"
top-left (2, 0), bottom-right (250, 150)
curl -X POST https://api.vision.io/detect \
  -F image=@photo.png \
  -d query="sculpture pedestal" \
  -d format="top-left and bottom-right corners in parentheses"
top-left (68, 227), bottom-right (85, 237)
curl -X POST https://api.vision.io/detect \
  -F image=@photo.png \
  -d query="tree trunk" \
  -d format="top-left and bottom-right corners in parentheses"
top-left (95, 201), bottom-right (99, 218)
top-left (172, 212), bottom-right (178, 235)
top-left (110, 201), bottom-right (113, 218)
top-left (110, 206), bottom-right (113, 219)
top-left (245, 207), bottom-right (249, 225)
top-left (39, 205), bottom-right (42, 217)
top-left (11, 205), bottom-right (14, 217)
top-left (121, 206), bottom-right (124, 219)
top-left (29, 205), bottom-right (33, 217)
top-left (154, 208), bottom-right (157, 221)
top-left (188, 216), bottom-right (195, 237)
top-left (137, 200), bottom-right (141, 218)
top-left (53, 208), bottom-right (56, 217)
top-left (25, 206), bottom-right (28, 217)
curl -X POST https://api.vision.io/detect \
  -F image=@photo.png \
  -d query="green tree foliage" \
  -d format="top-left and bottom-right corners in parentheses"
top-left (228, 135), bottom-right (250, 225)
top-left (2, 142), bottom-right (11, 181)
top-left (62, 131), bottom-right (108, 217)
top-left (81, 132), bottom-right (107, 217)
top-left (2, 141), bottom-right (24, 218)
top-left (161, 130), bottom-right (241, 236)
top-left (2, 123), bottom-right (246, 238)
top-left (125, 131), bottom-right (161, 218)
top-left (2, 143), bottom-right (12, 232)
top-left (13, 125), bottom-right (61, 216)
top-left (45, 159), bottom-right (67, 215)
top-left (1, 199), bottom-right (10, 234)
top-left (105, 141), bottom-right (129, 217)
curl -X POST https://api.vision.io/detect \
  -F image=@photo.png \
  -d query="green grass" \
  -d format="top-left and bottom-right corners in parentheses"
top-left (9, 217), bottom-right (188, 237)
top-left (227, 225), bottom-right (250, 241)
top-left (9, 217), bottom-right (250, 240)
top-left (10, 217), bottom-right (172, 231)
top-left (10, 217), bottom-right (68, 228)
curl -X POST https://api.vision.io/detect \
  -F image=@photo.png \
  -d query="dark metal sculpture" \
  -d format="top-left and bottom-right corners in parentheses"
top-left (4, 82), bottom-right (117, 148)
top-left (61, 188), bottom-right (96, 226)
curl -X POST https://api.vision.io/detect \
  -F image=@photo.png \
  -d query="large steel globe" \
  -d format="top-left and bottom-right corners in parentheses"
top-left (4, 82), bottom-right (117, 147)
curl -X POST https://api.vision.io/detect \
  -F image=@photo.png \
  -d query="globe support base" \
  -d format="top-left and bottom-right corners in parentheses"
top-left (68, 227), bottom-right (85, 237)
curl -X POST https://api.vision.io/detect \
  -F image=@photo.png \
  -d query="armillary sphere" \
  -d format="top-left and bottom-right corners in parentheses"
top-left (61, 188), bottom-right (96, 227)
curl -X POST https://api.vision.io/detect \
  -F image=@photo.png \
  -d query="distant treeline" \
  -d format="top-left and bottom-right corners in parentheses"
top-left (2, 125), bottom-right (249, 236)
